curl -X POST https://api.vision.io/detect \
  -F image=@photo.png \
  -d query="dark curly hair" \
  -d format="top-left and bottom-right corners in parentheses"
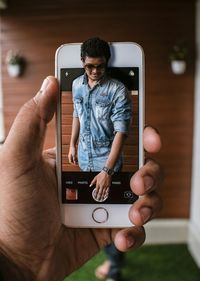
top-left (81, 37), bottom-right (111, 63)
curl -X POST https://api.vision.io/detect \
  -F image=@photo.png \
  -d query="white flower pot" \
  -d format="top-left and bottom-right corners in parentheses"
top-left (7, 64), bottom-right (21, 77)
top-left (0, 0), bottom-right (7, 9)
top-left (171, 60), bottom-right (186, 75)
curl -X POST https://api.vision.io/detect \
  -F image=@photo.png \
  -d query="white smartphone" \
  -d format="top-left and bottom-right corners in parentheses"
top-left (55, 42), bottom-right (145, 228)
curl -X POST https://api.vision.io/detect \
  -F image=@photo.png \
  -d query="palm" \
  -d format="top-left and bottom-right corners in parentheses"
top-left (0, 139), bottom-right (114, 278)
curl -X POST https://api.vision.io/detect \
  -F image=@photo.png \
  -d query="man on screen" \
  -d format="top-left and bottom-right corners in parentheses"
top-left (68, 37), bottom-right (132, 202)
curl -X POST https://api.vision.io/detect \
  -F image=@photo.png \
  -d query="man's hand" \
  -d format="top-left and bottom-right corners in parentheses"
top-left (0, 76), bottom-right (162, 281)
top-left (68, 145), bottom-right (78, 165)
top-left (90, 171), bottom-right (111, 201)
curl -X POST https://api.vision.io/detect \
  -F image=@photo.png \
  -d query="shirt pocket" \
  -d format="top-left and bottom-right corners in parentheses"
top-left (74, 97), bottom-right (83, 117)
top-left (95, 97), bottom-right (111, 120)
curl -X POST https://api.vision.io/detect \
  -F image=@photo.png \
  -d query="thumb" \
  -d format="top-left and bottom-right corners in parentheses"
top-left (3, 76), bottom-right (58, 162)
top-left (33, 76), bottom-right (58, 123)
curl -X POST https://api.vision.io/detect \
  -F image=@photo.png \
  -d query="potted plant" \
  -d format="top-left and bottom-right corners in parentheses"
top-left (169, 43), bottom-right (188, 75)
top-left (5, 50), bottom-right (24, 77)
top-left (0, 0), bottom-right (7, 9)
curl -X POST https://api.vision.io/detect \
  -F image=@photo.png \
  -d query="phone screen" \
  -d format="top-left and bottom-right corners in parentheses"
top-left (60, 67), bottom-right (140, 205)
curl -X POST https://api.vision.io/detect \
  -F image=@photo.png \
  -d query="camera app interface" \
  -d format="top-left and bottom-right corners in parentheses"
top-left (60, 67), bottom-right (140, 204)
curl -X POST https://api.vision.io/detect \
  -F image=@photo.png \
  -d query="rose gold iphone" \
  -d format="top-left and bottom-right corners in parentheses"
top-left (55, 42), bottom-right (145, 227)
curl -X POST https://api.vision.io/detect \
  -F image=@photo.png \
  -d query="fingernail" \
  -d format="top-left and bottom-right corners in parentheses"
top-left (127, 235), bottom-right (135, 248)
top-left (34, 78), bottom-right (50, 104)
top-left (143, 175), bottom-right (154, 191)
top-left (40, 77), bottom-right (50, 92)
top-left (140, 207), bottom-right (152, 223)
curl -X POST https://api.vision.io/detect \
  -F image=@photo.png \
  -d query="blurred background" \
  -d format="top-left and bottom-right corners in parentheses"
top-left (0, 0), bottom-right (199, 280)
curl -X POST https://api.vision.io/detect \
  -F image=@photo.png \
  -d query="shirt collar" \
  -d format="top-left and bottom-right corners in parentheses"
top-left (82, 73), bottom-right (108, 87)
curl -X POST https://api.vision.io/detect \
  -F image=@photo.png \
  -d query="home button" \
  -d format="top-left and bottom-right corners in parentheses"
top-left (92, 207), bottom-right (109, 223)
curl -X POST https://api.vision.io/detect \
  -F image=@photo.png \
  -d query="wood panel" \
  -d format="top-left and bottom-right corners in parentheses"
top-left (0, 0), bottom-right (196, 218)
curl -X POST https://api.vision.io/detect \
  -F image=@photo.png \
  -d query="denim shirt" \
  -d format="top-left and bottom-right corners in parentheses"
top-left (72, 74), bottom-right (132, 172)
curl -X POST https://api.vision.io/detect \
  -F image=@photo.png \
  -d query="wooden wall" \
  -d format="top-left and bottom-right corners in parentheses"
top-left (0, 0), bottom-right (196, 218)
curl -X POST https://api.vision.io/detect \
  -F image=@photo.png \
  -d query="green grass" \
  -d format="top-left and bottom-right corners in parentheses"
top-left (64, 244), bottom-right (200, 281)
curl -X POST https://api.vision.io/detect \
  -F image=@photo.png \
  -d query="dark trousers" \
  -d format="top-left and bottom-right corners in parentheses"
top-left (104, 243), bottom-right (124, 280)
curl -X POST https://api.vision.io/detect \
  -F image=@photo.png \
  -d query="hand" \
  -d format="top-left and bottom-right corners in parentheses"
top-left (129, 126), bottom-right (163, 226)
top-left (0, 76), bottom-right (162, 281)
top-left (90, 171), bottom-right (111, 201)
top-left (68, 145), bottom-right (78, 165)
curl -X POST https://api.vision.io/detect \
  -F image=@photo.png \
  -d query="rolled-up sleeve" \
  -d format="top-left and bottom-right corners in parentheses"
top-left (111, 85), bottom-right (132, 135)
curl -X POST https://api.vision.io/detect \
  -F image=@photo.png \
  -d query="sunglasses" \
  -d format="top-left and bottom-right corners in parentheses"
top-left (84, 63), bottom-right (106, 71)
